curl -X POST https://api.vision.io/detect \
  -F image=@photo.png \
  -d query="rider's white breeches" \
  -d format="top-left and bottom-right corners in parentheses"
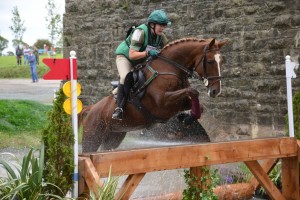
top-left (116, 55), bottom-right (133, 84)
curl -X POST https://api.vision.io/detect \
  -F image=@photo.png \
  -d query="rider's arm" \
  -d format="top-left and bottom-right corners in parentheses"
top-left (129, 29), bottom-right (148, 60)
top-left (129, 48), bottom-right (147, 60)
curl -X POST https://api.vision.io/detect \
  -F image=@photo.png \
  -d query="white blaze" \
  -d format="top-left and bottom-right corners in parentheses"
top-left (214, 53), bottom-right (221, 96)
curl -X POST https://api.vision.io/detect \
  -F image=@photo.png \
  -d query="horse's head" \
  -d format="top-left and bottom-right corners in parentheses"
top-left (194, 38), bottom-right (227, 98)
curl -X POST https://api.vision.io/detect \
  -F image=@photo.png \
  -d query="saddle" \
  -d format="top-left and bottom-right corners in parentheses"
top-left (111, 64), bottom-right (146, 99)
top-left (112, 62), bottom-right (165, 123)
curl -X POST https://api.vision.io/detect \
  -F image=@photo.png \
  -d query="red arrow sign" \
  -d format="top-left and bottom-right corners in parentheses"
top-left (43, 58), bottom-right (77, 80)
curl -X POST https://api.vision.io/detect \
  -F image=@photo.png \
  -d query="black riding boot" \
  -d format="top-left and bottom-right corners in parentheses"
top-left (112, 84), bottom-right (126, 120)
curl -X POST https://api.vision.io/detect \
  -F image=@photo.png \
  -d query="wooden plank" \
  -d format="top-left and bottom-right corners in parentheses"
top-left (115, 173), bottom-right (145, 200)
top-left (282, 157), bottom-right (299, 200)
top-left (82, 157), bottom-right (103, 196)
top-left (245, 160), bottom-right (286, 200)
top-left (87, 137), bottom-right (297, 177)
top-left (249, 158), bottom-right (278, 189)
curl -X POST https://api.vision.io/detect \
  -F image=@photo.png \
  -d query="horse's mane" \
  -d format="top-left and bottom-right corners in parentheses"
top-left (161, 37), bottom-right (208, 52)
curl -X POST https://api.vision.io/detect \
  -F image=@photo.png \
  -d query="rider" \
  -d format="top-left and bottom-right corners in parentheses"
top-left (112, 9), bottom-right (170, 120)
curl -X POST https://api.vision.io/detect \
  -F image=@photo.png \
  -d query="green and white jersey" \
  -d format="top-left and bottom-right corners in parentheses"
top-left (115, 24), bottom-right (168, 65)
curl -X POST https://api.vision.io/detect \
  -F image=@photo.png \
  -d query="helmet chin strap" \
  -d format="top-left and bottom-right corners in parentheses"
top-left (150, 23), bottom-right (157, 36)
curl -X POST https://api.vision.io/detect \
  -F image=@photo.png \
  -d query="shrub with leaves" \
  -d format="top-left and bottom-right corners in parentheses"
top-left (182, 167), bottom-right (219, 200)
top-left (89, 166), bottom-right (125, 200)
top-left (0, 144), bottom-right (64, 199)
top-left (285, 91), bottom-right (300, 139)
top-left (42, 88), bottom-right (74, 196)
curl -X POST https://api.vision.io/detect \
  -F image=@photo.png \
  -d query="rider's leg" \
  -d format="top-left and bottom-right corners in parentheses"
top-left (112, 55), bottom-right (132, 120)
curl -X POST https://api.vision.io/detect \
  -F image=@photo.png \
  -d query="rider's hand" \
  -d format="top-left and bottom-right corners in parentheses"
top-left (147, 49), bottom-right (159, 57)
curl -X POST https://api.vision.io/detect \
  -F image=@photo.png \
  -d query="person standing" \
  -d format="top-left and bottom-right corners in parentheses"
top-left (15, 46), bottom-right (23, 65)
top-left (33, 46), bottom-right (39, 65)
top-left (23, 45), bottom-right (30, 65)
top-left (28, 49), bottom-right (38, 83)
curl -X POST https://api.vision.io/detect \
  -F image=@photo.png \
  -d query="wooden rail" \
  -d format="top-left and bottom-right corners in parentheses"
top-left (79, 137), bottom-right (300, 200)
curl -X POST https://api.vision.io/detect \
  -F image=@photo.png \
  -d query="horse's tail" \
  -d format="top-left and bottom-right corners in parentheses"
top-left (78, 105), bottom-right (93, 128)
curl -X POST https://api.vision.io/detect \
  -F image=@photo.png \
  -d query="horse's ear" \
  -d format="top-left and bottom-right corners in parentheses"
top-left (209, 38), bottom-right (215, 48)
top-left (218, 39), bottom-right (229, 48)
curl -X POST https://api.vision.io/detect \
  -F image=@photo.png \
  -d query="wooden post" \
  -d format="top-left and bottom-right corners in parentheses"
top-left (249, 158), bottom-right (278, 189)
top-left (190, 166), bottom-right (203, 200)
top-left (78, 157), bottom-right (88, 195)
top-left (245, 160), bottom-right (285, 200)
top-left (115, 173), bottom-right (145, 200)
top-left (282, 157), bottom-right (299, 200)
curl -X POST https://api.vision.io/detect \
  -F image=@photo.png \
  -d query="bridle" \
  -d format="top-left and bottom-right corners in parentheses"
top-left (156, 44), bottom-right (222, 87)
top-left (194, 45), bottom-right (222, 87)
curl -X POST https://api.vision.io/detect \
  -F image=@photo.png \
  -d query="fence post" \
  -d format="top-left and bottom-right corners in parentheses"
top-left (70, 50), bottom-right (79, 198)
top-left (285, 55), bottom-right (298, 137)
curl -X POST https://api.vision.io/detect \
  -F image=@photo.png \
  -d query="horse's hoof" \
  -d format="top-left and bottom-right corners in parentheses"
top-left (183, 115), bottom-right (196, 126)
top-left (177, 113), bottom-right (190, 122)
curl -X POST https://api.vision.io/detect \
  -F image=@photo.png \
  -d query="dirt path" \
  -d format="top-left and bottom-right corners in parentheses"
top-left (0, 79), bottom-right (61, 104)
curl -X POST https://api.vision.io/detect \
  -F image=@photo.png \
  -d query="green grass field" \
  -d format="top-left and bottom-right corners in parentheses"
top-left (0, 100), bottom-right (52, 148)
top-left (0, 54), bottom-right (62, 79)
top-left (0, 54), bottom-right (68, 148)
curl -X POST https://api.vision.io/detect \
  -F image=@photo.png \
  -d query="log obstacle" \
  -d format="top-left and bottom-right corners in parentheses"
top-left (78, 137), bottom-right (300, 200)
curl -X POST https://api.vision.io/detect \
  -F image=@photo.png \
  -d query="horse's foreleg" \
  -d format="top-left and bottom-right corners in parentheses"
top-left (163, 87), bottom-right (199, 108)
top-left (82, 134), bottom-right (100, 152)
top-left (82, 123), bottom-right (107, 153)
top-left (101, 132), bottom-right (127, 151)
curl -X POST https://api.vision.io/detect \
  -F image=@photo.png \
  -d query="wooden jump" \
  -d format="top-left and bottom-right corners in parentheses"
top-left (78, 137), bottom-right (300, 200)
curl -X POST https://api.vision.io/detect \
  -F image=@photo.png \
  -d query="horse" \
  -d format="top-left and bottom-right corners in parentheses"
top-left (79, 38), bottom-right (228, 152)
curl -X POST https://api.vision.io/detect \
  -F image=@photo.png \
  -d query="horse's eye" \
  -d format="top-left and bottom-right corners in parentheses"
top-left (207, 60), bottom-right (214, 64)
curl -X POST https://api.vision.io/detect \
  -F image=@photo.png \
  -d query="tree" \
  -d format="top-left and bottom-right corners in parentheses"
top-left (45, 0), bottom-right (63, 48)
top-left (0, 35), bottom-right (9, 56)
top-left (33, 39), bottom-right (52, 49)
top-left (9, 6), bottom-right (26, 48)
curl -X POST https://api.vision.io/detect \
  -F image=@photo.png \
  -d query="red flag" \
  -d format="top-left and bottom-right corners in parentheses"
top-left (43, 58), bottom-right (77, 80)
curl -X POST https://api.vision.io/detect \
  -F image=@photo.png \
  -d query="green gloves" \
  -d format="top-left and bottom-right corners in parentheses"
top-left (147, 49), bottom-right (159, 57)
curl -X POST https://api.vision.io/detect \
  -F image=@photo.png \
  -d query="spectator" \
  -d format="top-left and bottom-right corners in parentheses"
top-left (44, 44), bottom-right (50, 58)
top-left (33, 46), bottom-right (39, 65)
top-left (23, 45), bottom-right (30, 65)
top-left (15, 46), bottom-right (23, 65)
top-left (51, 46), bottom-right (56, 58)
top-left (43, 44), bottom-right (47, 55)
top-left (28, 49), bottom-right (38, 83)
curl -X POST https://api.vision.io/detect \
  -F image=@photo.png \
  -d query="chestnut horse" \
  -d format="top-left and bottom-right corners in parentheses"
top-left (80, 38), bottom-right (227, 152)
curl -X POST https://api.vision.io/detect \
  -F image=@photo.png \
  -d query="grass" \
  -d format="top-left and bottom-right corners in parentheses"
top-left (0, 100), bottom-right (52, 149)
top-left (0, 54), bottom-right (62, 79)
top-left (0, 99), bottom-right (83, 149)
top-left (0, 54), bottom-right (71, 149)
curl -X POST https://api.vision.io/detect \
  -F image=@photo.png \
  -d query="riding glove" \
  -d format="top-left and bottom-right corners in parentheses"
top-left (147, 49), bottom-right (159, 57)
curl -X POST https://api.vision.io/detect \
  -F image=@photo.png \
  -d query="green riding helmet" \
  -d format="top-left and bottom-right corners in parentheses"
top-left (147, 10), bottom-right (171, 25)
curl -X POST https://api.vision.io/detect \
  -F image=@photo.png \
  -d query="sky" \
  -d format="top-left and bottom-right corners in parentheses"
top-left (0, 0), bottom-right (65, 53)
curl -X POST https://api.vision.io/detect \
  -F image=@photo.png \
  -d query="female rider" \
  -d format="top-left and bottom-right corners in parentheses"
top-left (112, 10), bottom-right (170, 120)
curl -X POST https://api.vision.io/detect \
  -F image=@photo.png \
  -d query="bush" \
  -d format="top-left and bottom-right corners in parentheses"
top-left (42, 88), bottom-right (74, 196)
top-left (285, 91), bottom-right (300, 139)
top-left (0, 144), bottom-right (64, 199)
